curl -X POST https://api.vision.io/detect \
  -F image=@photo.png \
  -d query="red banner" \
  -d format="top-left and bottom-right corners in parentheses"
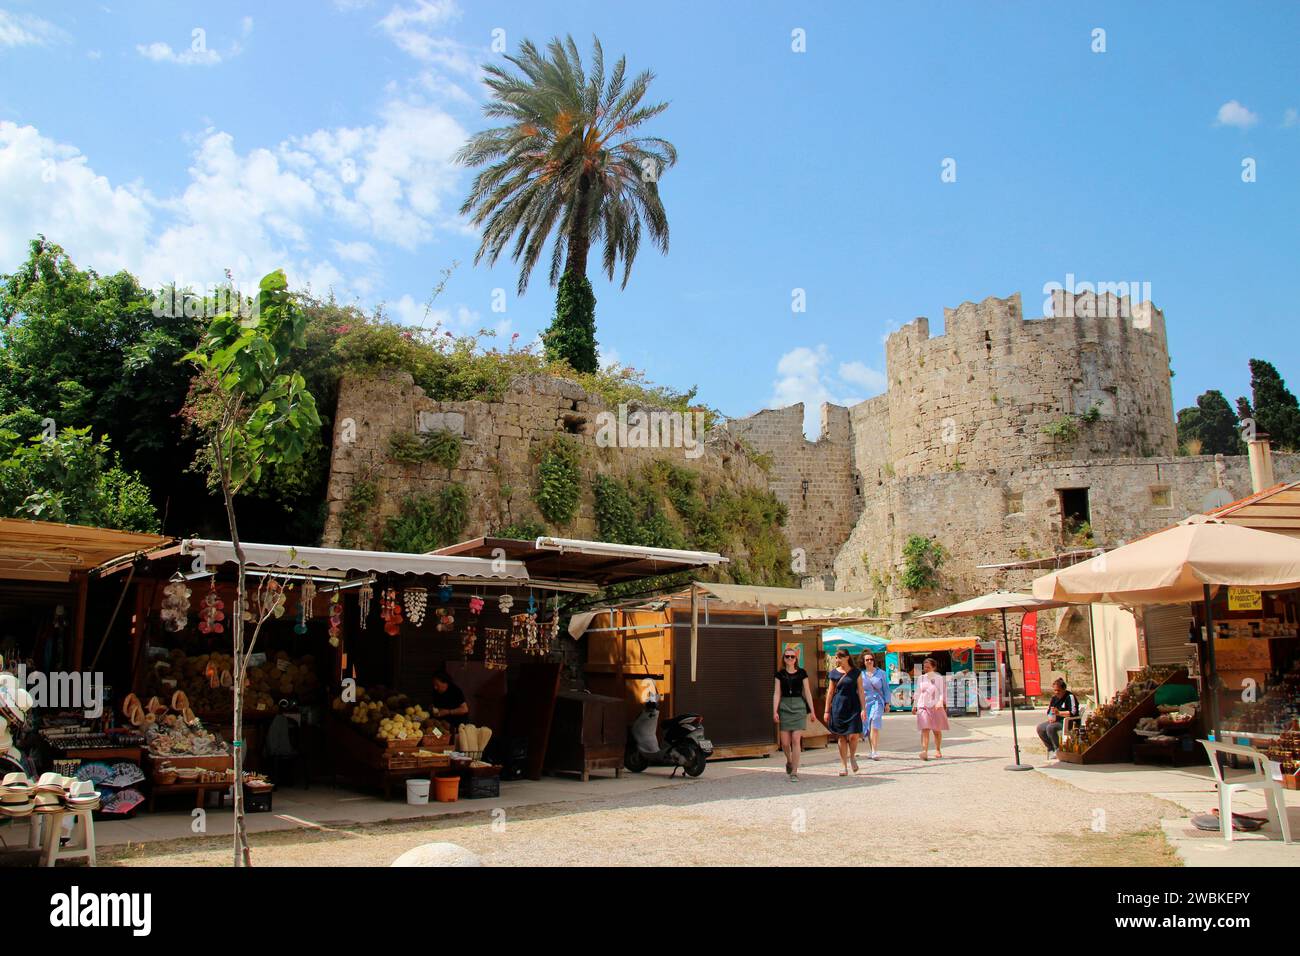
top-left (1021, 611), bottom-right (1041, 697)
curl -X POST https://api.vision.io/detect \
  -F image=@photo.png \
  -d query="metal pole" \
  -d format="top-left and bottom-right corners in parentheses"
top-left (1086, 603), bottom-right (1100, 704)
top-left (1203, 584), bottom-right (1220, 741)
top-left (1003, 608), bottom-right (1031, 770)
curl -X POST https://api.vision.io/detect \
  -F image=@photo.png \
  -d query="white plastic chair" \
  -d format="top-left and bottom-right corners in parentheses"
top-left (1199, 739), bottom-right (1293, 844)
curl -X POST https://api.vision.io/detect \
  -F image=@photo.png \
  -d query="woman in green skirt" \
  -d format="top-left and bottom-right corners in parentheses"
top-left (773, 647), bottom-right (817, 782)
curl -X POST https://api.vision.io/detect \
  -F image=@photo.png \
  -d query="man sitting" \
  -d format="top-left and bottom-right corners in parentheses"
top-left (1037, 677), bottom-right (1079, 763)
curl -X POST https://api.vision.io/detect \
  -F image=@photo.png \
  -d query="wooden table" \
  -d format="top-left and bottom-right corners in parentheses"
top-left (147, 780), bottom-right (233, 812)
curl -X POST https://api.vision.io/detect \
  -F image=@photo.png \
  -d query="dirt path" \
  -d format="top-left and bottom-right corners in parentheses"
top-left (102, 718), bottom-right (1180, 867)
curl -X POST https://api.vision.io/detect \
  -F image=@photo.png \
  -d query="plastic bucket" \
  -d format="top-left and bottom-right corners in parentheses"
top-left (432, 775), bottom-right (460, 803)
top-left (405, 778), bottom-right (431, 805)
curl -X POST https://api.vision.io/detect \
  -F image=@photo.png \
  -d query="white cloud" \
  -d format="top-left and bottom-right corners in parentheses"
top-left (838, 360), bottom-right (887, 393)
top-left (1215, 100), bottom-right (1258, 129)
top-left (0, 94), bottom-right (468, 301)
top-left (377, 0), bottom-right (478, 78)
top-left (768, 345), bottom-right (871, 439)
top-left (136, 40), bottom-right (222, 66)
top-left (0, 9), bottom-right (67, 48)
top-left (1284, 108), bottom-right (1298, 129)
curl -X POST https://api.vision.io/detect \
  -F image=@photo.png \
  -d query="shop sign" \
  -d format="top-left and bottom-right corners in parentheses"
top-left (1021, 611), bottom-right (1041, 697)
top-left (1227, 588), bottom-right (1262, 612)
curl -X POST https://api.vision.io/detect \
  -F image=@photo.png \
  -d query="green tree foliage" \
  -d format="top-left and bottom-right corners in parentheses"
top-left (456, 35), bottom-right (675, 362)
top-left (1176, 390), bottom-right (1245, 455)
top-left (1237, 359), bottom-right (1300, 451)
top-left (545, 273), bottom-right (598, 373)
top-left (0, 237), bottom-right (204, 528)
top-left (183, 268), bottom-right (320, 868)
top-left (0, 426), bottom-right (159, 533)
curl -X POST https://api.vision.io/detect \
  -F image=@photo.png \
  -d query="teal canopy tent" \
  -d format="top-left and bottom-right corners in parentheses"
top-left (821, 627), bottom-right (888, 655)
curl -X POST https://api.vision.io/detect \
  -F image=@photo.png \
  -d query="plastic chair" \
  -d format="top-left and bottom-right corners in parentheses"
top-left (1199, 740), bottom-right (1292, 844)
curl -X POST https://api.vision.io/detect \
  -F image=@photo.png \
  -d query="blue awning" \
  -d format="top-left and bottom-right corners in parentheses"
top-left (821, 627), bottom-right (889, 651)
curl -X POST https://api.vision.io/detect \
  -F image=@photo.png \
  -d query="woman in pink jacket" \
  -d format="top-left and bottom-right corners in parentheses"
top-left (914, 657), bottom-right (949, 760)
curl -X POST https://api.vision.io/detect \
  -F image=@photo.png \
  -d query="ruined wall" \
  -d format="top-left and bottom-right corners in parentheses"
top-left (723, 403), bottom-right (860, 579)
top-left (321, 371), bottom-right (774, 548)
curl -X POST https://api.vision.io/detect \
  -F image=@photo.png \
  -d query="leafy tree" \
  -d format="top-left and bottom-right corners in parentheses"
top-left (456, 35), bottom-right (676, 362)
top-left (901, 535), bottom-right (947, 592)
top-left (1237, 359), bottom-right (1300, 451)
top-left (183, 269), bottom-right (320, 867)
top-left (1176, 389), bottom-right (1245, 455)
top-left (0, 426), bottom-right (159, 532)
top-left (546, 273), bottom-right (598, 372)
top-left (0, 237), bottom-right (206, 530)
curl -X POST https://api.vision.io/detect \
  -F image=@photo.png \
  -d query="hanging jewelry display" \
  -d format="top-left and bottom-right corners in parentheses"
top-left (525, 591), bottom-right (539, 652)
top-left (468, 595), bottom-right (484, 616)
top-left (328, 593), bottom-right (343, 647)
top-left (435, 607), bottom-right (455, 632)
top-left (380, 587), bottom-right (404, 635)
top-left (293, 587), bottom-right (308, 635)
top-left (404, 586), bottom-right (428, 626)
top-left (357, 583), bottom-right (373, 630)
top-left (498, 593), bottom-right (514, 614)
top-left (161, 572), bottom-right (191, 632)
top-left (460, 622), bottom-right (477, 657)
top-left (510, 612), bottom-right (528, 648)
top-left (437, 575), bottom-right (453, 604)
top-left (300, 578), bottom-right (317, 618)
top-left (198, 579), bottom-right (226, 635)
top-left (483, 627), bottom-right (508, 670)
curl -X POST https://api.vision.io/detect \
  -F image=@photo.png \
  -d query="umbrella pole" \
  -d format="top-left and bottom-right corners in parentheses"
top-left (1002, 608), bottom-right (1031, 771)
top-left (1203, 584), bottom-right (1220, 741)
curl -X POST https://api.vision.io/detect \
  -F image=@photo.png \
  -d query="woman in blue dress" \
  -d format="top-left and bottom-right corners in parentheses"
top-left (822, 648), bottom-right (866, 776)
top-left (859, 651), bottom-right (888, 761)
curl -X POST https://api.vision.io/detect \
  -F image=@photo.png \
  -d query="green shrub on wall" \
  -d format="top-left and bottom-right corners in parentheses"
top-left (339, 477), bottom-right (378, 549)
top-left (901, 534), bottom-right (947, 592)
top-left (387, 429), bottom-right (462, 468)
top-left (533, 436), bottom-right (581, 526)
top-left (382, 484), bottom-right (469, 552)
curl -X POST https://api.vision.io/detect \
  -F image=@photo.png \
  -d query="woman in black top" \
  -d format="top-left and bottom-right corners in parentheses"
top-left (773, 648), bottom-right (816, 782)
top-left (430, 670), bottom-right (469, 728)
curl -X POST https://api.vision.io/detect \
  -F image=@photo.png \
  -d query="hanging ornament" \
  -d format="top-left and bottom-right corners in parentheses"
top-left (483, 627), bottom-right (508, 670)
top-left (527, 591), bottom-right (537, 615)
top-left (161, 572), bottom-right (191, 632)
top-left (380, 587), bottom-right (404, 636)
top-left (300, 579), bottom-right (317, 619)
top-left (437, 584), bottom-right (453, 604)
top-left (510, 612), bottom-right (529, 648)
top-left (328, 593), bottom-right (343, 648)
top-left (436, 607), bottom-right (455, 632)
top-left (198, 580), bottom-right (226, 635)
top-left (294, 593), bottom-right (308, 635)
top-left (460, 623), bottom-right (477, 657)
top-left (498, 593), bottom-right (514, 614)
top-left (265, 579), bottom-right (287, 619)
top-left (468, 595), bottom-right (484, 616)
top-left (358, 583), bottom-right (373, 630)
top-left (403, 586), bottom-right (428, 626)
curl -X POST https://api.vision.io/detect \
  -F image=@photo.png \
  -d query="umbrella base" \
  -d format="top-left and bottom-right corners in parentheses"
top-left (1004, 763), bottom-right (1034, 772)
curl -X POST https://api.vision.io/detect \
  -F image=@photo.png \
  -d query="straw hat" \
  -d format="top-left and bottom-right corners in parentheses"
top-left (0, 797), bottom-right (34, 817)
top-left (0, 771), bottom-right (33, 797)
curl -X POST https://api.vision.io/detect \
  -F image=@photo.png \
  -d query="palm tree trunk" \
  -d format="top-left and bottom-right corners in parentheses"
top-left (564, 174), bottom-right (593, 280)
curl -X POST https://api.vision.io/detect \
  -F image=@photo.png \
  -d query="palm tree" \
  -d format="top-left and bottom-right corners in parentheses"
top-left (456, 35), bottom-right (676, 372)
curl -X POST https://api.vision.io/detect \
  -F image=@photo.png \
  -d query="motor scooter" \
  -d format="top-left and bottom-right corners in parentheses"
top-left (624, 686), bottom-right (712, 777)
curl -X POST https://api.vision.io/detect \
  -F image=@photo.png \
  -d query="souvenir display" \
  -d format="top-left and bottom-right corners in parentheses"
top-left (358, 583), bottom-right (373, 629)
top-left (498, 593), bottom-right (514, 614)
top-left (484, 627), bottom-right (508, 670)
top-left (460, 623), bottom-right (477, 657)
top-left (1058, 665), bottom-right (1179, 755)
top-left (328, 593), bottom-right (343, 647)
top-left (510, 612), bottom-right (528, 648)
top-left (403, 586), bottom-right (428, 626)
top-left (436, 607), bottom-right (455, 632)
top-left (381, 587), bottom-right (404, 636)
top-left (1223, 657), bottom-right (1300, 736)
top-left (468, 595), bottom-right (485, 615)
top-left (198, 580), bottom-right (226, 635)
top-left (437, 582), bottom-right (453, 604)
top-left (142, 650), bottom-right (320, 716)
top-left (332, 687), bottom-right (452, 743)
top-left (160, 573), bottom-right (191, 632)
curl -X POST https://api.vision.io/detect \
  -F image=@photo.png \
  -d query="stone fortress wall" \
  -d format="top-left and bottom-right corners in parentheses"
top-left (728, 290), bottom-right (1298, 692)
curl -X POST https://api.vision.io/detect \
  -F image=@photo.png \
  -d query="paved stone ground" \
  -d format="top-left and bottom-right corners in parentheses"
top-left (101, 714), bottom-right (1181, 867)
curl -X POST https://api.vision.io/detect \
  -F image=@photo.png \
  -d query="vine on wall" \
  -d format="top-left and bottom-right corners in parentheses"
top-left (533, 436), bottom-right (582, 526)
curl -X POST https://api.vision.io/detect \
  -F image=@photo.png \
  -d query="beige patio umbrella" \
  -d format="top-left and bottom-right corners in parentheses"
top-left (921, 591), bottom-right (1072, 771)
top-left (1031, 517), bottom-right (1300, 738)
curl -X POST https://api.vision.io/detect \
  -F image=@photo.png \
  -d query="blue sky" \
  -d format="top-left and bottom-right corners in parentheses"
top-left (1, 1), bottom-right (1296, 437)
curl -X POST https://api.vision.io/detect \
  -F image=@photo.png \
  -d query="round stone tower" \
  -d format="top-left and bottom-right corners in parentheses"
top-left (882, 290), bottom-right (1175, 477)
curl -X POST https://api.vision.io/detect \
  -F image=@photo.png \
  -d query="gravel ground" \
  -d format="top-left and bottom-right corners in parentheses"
top-left (102, 717), bottom-right (1181, 867)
